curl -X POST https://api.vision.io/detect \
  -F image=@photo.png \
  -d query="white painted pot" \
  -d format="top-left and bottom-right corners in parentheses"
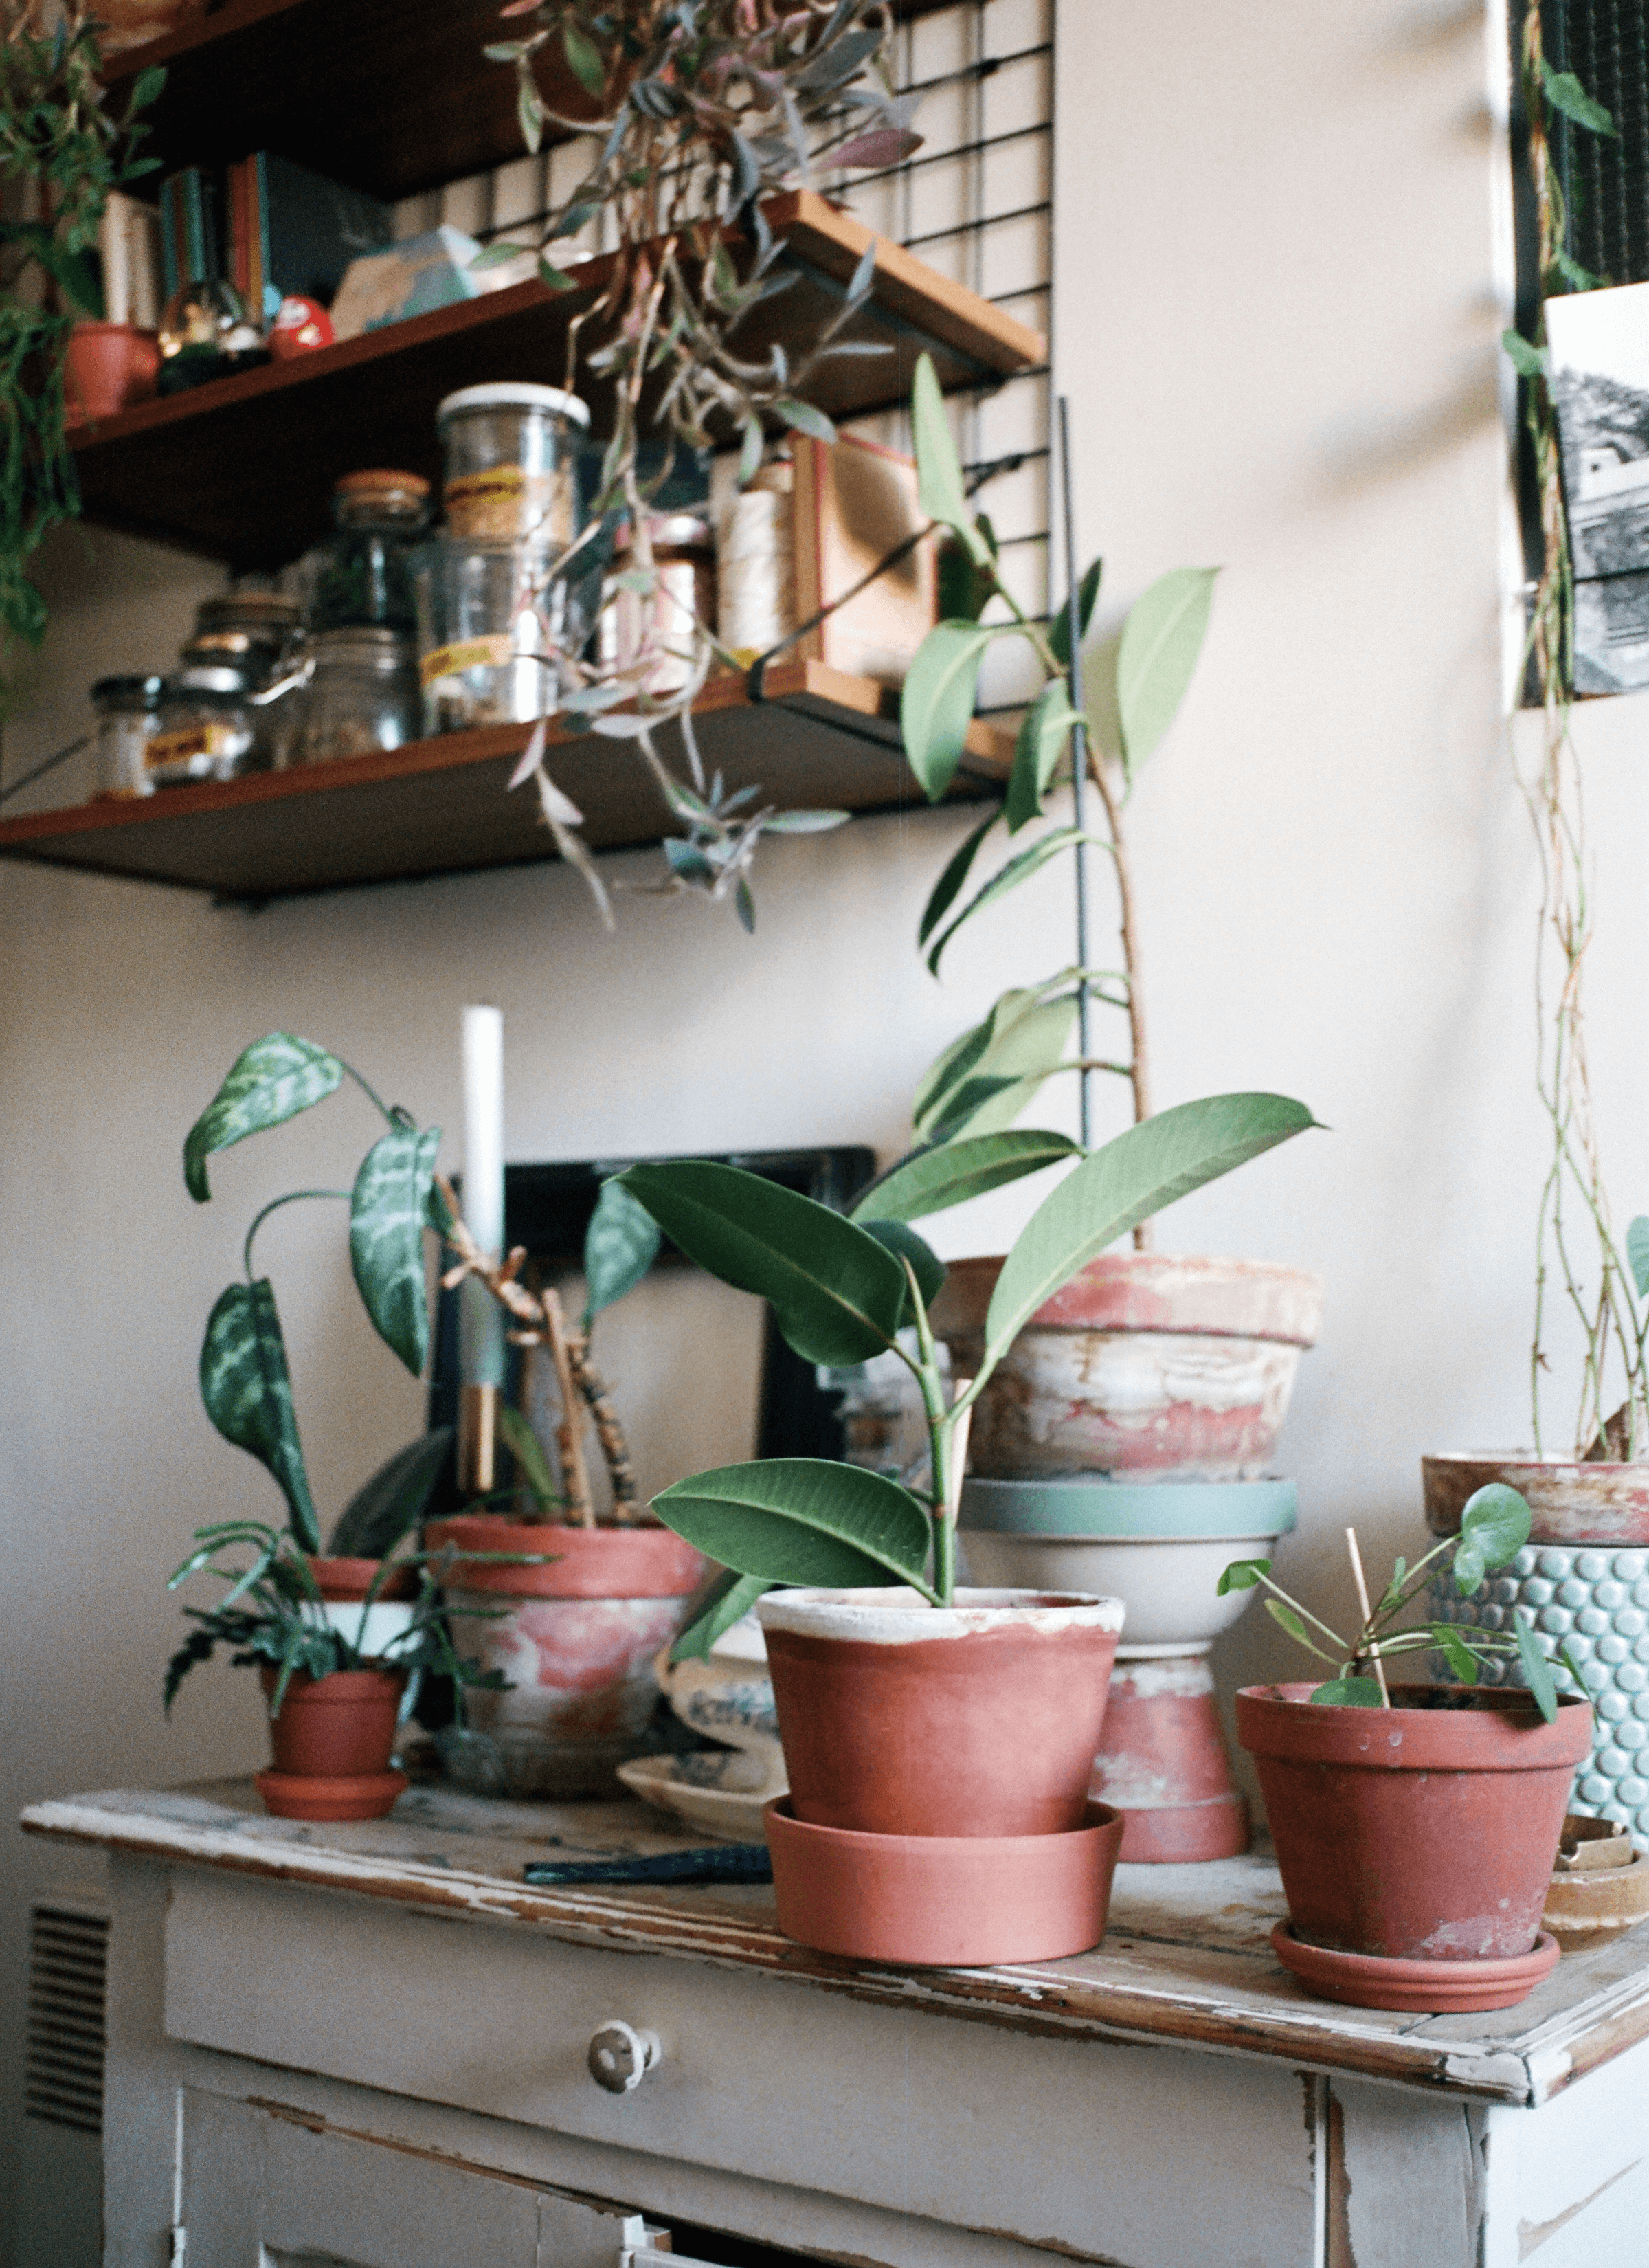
top-left (318, 1600), bottom-right (417, 1659)
top-left (653, 1612), bottom-right (786, 1799)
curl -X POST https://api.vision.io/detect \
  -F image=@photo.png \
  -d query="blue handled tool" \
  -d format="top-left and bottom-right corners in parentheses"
top-left (523, 1845), bottom-right (772, 1886)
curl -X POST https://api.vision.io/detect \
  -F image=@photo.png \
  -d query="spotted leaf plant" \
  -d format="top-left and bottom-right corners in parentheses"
top-left (1218, 1484), bottom-right (1588, 1722)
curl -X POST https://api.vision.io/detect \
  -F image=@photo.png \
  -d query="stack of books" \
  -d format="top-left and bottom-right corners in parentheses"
top-left (157, 155), bottom-right (393, 324)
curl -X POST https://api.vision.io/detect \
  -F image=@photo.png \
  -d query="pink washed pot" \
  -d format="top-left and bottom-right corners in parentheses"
top-left (930, 1253), bottom-right (1323, 1482)
top-left (428, 1517), bottom-right (704, 1797)
top-left (1423, 1453), bottom-right (1649, 1546)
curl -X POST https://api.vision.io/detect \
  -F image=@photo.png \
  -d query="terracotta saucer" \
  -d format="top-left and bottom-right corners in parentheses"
top-left (765, 1797), bottom-right (1123, 1967)
top-left (1270, 1922), bottom-right (1560, 2012)
top-left (256, 1767), bottom-right (407, 1822)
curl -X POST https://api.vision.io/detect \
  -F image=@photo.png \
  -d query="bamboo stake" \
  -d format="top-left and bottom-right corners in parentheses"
top-left (1345, 1526), bottom-right (1390, 1706)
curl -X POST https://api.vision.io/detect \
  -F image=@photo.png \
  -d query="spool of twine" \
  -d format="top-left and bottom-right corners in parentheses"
top-left (714, 460), bottom-right (795, 661)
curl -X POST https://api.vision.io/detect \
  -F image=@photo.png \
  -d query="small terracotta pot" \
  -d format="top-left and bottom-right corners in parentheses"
top-left (756, 1587), bottom-right (1125, 1838)
top-left (765, 1797), bottom-right (1125, 1965)
top-left (1237, 1682), bottom-right (1592, 1962)
top-left (427, 1517), bottom-right (704, 1797)
top-left (256, 1665), bottom-right (407, 1822)
top-left (930, 1253), bottom-right (1323, 1481)
top-left (63, 322), bottom-right (158, 425)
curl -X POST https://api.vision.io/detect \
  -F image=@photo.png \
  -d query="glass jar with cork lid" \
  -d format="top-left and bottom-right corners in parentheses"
top-left (311, 469), bottom-right (430, 633)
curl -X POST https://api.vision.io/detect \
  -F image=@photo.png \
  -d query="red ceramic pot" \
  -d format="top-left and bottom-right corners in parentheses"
top-left (63, 322), bottom-right (158, 425)
top-left (930, 1253), bottom-right (1323, 1481)
top-left (1237, 1682), bottom-right (1592, 1961)
top-left (756, 1587), bottom-right (1125, 1838)
top-left (260, 1665), bottom-right (405, 1779)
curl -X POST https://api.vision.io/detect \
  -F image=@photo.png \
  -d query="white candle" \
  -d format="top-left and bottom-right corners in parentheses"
top-left (459, 1003), bottom-right (506, 1388)
top-left (100, 192), bottom-right (131, 328)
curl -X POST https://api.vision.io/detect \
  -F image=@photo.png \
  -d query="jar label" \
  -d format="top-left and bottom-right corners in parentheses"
top-left (420, 636), bottom-right (515, 687)
top-left (445, 469), bottom-right (527, 509)
top-left (146, 726), bottom-right (232, 770)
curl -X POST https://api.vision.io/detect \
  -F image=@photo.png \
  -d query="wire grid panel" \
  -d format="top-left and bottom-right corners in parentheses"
top-left (401, 0), bottom-right (1053, 715)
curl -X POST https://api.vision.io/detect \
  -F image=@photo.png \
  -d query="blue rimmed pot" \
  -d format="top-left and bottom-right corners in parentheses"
top-left (959, 1477), bottom-right (1297, 1862)
top-left (1423, 1454), bottom-right (1649, 1843)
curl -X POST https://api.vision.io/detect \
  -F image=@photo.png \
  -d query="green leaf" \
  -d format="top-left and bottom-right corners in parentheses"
top-left (915, 991), bottom-right (1079, 1142)
top-left (849, 1129), bottom-right (1081, 1225)
top-left (185, 1033), bottom-right (343, 1202)
top-left (671, 1569), bottom-right (774, 1662)
top-left (1540, 59), bottom-right (1616, 137)
top-left (1048, 557), bottom-right (1102, 669)
top-left (563, 19), bottom-right (607, 96)
top-left (918, 807), bottom-right (1000, 947)
top-left (1550, 247), bottom-right (1610, 292)
top-left (1514, 1607), bottom-right (1561, 1724)
top-left (1217, 1557), bottom-right (1271, 1595)
top-left (1309, 1677), bottom-right (1384, 1707)
top-left (1266, 1599), bottom-right (1311, 1645)
top-left (1459, 1482), bottom-right (1532, 1575)
top-left (1452, 1542), bottom-right (1485, 1597)
top-left (1502, 328), bottom-right (1547, 381)
top-left (200, 1280), bottom-right (319, 1550)
top-left (937, 535), bottom-right (995, 624)
top-left (1006, 680), bottom-right (1077, 834)
top-left (901, 622), bottom-right (996, 803)
top-left (472, 239), bottom-right (535, 268)
top-left (912, 351), bottom-right (990, 566)
top-left (583, 1178), bottom-right (662, 1332)
top-left (538, 256), bottom-right (576, 292)
top-left (618, 1161), bottom-right (908, 1366)
top-left (328, 1429), bottom-right (453, 1557)
top-left (129, 64), bottom-right (166, 112)
top-left (1556, 1638), bottom-right (1592, 1695)
top-left (518, 75), bottom-right (546, 153)
top-left (350, 1124), bottom-right (440, 1375)
top-left (1627, 1217), bottom-right (1649, 1299)
top-left (858, 1219), bottom-right (946, 1311)
top-left (774, 397), bottom-right (836, 443)
top-left (1116, 567), bottom-right (1218, 775)
top-left (1431, 1623), bottom-right (1481, 1685)
top-left (651, 1458), bottom-right (934, 1591)
top-left (980, 1094), bottom-right (1319, 1381)
top-left (498, 1403), bottom-right (560, 1511)
top-left (926, 827), bottom-right (1106, 975)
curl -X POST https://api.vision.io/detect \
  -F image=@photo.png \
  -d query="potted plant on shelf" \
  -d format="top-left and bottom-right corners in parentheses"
top-left (862, 358), bottom-right (1323, 1860)
top-left (1223, 1485), bottom-right (1592, 2012)
top-left (619, 1081), bottom-right (1317, 1965)
top-left (1428, 24), bottom-right (1649, 1832)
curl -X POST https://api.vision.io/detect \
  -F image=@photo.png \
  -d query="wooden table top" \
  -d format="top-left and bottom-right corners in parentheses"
top-left (25, 1778), bottom-right (1649, 2108)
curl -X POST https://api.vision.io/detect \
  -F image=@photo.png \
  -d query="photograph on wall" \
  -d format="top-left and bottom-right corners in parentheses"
top-left (1546, 280), bottom-right (1649, 693)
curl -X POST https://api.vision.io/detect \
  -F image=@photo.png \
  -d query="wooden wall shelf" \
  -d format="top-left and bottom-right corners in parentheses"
top-left (0, 663), bottom-right (1009, 904)
top-left (103, 0), bottom-right (963, 203)
top-left (72, 193), bottom-right (1044, 567)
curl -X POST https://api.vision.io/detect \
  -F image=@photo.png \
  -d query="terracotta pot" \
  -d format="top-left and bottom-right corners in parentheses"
top-left (1423, 1452), bottom-right (1649, 1546)
top-left (930, 1253), bottom-right (1323, 1481)
top-left (756, 1586), bottom-right (1124, 1838)
top-left (256, 1665), bottom-right (408, 1822)
top-left (765, 1797), bottom-right (1125, 1964)
top-left (1237, 1682), bottom-right (1592, 1964)
top-left (63, 323), bottom-right (158, 425)
top-left (427, 1517), bottom-right (704, 1798)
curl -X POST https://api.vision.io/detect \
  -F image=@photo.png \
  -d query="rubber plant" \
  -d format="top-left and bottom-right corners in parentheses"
top-left (616, 1088), bottom-right (1319, 1656)
top-left (0, 1), bottom-right (163, 698)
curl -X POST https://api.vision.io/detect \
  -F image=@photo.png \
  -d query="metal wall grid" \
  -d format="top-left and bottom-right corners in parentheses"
top-left (404, 0), bottom-right (1054, 715)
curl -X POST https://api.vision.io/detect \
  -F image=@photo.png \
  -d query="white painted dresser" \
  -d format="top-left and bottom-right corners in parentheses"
top-left (22, 1781), bottom-right (1649, 2268)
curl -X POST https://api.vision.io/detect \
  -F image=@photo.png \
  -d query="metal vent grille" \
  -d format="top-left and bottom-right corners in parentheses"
top-left (25, 1903), bottom-right (108, 2135)
top-left (1552, 0), bottom-right (1649, 284)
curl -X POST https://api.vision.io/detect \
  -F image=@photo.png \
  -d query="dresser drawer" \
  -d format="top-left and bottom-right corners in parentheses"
top-left (164, 1869), bottom-right (1314, 2268)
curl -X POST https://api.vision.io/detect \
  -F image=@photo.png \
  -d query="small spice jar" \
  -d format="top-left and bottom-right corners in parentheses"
top-left (182, 592), bottom-right (306, 768)
top-left (601, 514), bottom-right (715, 697)
top-left (89, 673), bottom-right (164, 797)
top-left (310, 470), bottom-right (429, 634)
top-left (436, 383), bottom-right (589, 546)
top-left (146, 670), bottom-right (258, 786)
top-left (302, 627), bottom-right (423, 761)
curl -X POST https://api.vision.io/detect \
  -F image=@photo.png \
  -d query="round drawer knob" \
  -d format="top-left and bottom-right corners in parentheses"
top-left (587, 2020), bottom-right (661, 2095)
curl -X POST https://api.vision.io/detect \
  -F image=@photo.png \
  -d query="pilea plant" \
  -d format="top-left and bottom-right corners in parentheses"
top-left (1217, 1484), bottom-right (1586, 1721)
top-left (616, 1087), bottom-right (1316, 1658)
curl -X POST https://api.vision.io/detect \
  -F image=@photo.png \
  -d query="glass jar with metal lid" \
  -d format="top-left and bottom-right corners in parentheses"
top-left (436, 383), bottom-right (589, 548)
top-left (310, 470), bottom-right (430, 634)
top-left (182, 592), bottom-right (307, 768)
top-left (146, 670), bottom-right (258, 786)
top-left (302, 627), bottom-right (424, 761)
top-left (417, 541), bottom-right (587, 731)
top-left (90, 674), bottom-right (164, 797)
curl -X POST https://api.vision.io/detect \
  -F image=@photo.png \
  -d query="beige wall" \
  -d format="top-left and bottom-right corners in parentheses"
top-left (7, 0), bottom-right (1645, 2252)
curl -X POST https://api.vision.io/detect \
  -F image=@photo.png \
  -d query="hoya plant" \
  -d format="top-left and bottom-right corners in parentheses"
top-left (619, 1089), bottom-right (1319, 1657)
top-left (1217, 1484), bottom-right (1588, 1722)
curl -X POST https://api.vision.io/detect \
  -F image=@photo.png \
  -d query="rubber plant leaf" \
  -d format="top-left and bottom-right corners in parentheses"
top-left (1116, 566), bottom-right (1219, 777)
top-left (618, 1161), bottom-right (908, 1366)
top-left (1048, 557), bottom-right (1102, 668)
top-left (1005, 680), bottom-right (1077, 834)
top-left (980, 1094), bottom-right (1319, 1383)
top-left (328, 1428), bottom-right (454, 1558)
top-left (651, 1458), bottom-right (935, 1592)
top-left (918, 807), bottom-right (1000, 947)
top-left (926, 827), bottom-right (1104, 975)
top-left (858, 1219), bottom-right (947, 1310)
top-left (350, 1123), bottom-right (442, 1376)
top-left (849, 1129), bottom-right (1080, 1225)
top-left (901, 621), bottom-right (996, 803)
top-left (911, 350), bottom-right (991, 567)
top-left (671, 1569), bottom-right (774, 1663)
top-left (916, 993), bottom-right (1080, 1143)
top-left (583, 1178), bottom-right (662, 1332)
top-left (185, 1032), bottom-right (344, 1201)
top-left (199, 1280), bottom-right (319, 1551)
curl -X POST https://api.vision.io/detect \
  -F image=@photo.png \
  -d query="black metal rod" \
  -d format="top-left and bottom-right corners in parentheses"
top-left (0, 734), bottom-right (90, 810)
top-left (1057, 394), bottom-right (1092, 1152)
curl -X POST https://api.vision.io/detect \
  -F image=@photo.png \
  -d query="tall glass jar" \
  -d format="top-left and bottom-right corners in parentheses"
top-left (436, 384), bottom-right (589, 548)
top-left (417, 542), bottom-right (587, 731)
top-left (90, 674), bottom-right (164, 797)
top-left (309, 470), bottom-right (430, 634)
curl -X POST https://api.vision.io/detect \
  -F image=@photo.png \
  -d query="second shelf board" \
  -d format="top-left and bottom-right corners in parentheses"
top-left (71, 193), bottom-right (1044, 567)
top-left (0, 663), bottom-right (1009, 904)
